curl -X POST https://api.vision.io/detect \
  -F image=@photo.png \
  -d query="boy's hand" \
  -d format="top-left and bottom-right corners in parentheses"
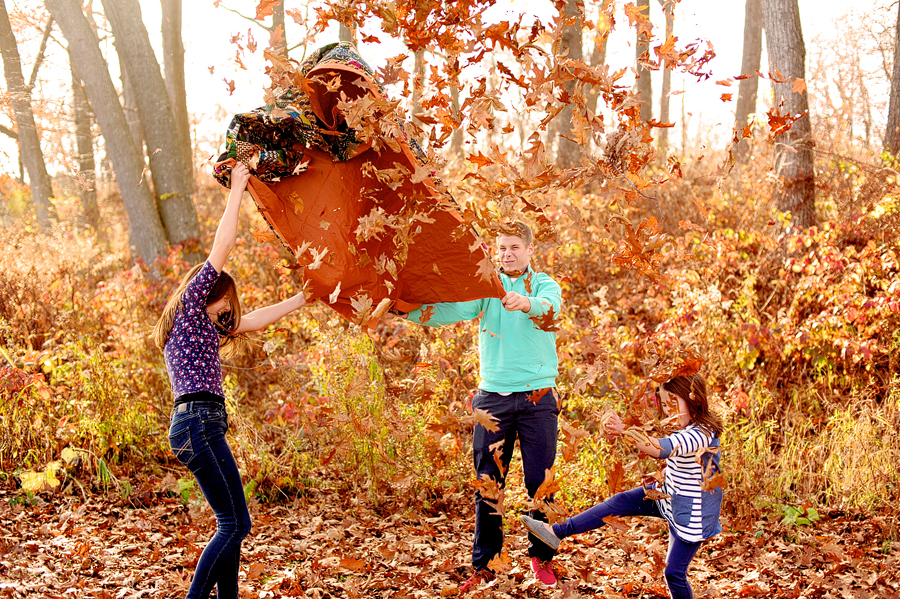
top-left (501, 291), bottom-right (531, 312)
top-left (231, 162), bottom-right (251, 193)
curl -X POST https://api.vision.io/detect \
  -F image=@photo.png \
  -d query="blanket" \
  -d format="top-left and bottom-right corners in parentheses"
top-left (214, 42), bottom-right (504, 325)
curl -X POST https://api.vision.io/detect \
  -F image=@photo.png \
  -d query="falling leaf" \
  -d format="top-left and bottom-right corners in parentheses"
top-left (489, 439), bottom-right (507, 477)
top-left (306, 246), bottom-right (328, 270)
top-left (224, 78), bottom-right (235, 95)
top-left (418, 306), bottom-right (435, 325)
top-left (328, 282), bottom-right (341, 304)
top-left (252, 228), bottom-right (280, 244)
top-left (472, 408), bottom-right (500, 432)
top-left (254, 0), bottom-right (279, 20)
top-left (529, 307), bottom-right (561, 332)
top-left (533, 467), bottom-right (559, 501)
top-left (351, 293), bottom-right (373, 324)
top-left (701, 471), bottom-right (726, 493)
top-left (607, 460), bottom-right (624, 496)
top-left (476, 254), bottom-right (496, 283)
top-left (602, 516), bottom-right (629, 532)
top-left (720, 93), bottom-right (732, 102)
top-left (526, 388), bottom-right (545, 404)
top-left (791, 77), bottom-right (807, 94)
top-left (643, 487), bottom-right (670, 500)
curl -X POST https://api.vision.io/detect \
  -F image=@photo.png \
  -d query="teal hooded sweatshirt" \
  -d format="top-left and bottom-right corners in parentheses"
top-left (407, 268), bottom-right (561, 393)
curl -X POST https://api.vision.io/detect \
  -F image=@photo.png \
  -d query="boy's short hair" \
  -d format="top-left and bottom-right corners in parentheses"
top-left (499, 220), bottom-right (533, 246)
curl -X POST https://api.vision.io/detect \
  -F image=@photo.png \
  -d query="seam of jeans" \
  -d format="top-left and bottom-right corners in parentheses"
top-left (196, 434), bottom-right (245, 599)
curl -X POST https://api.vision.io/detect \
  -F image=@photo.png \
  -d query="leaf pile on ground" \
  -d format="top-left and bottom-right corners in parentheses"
top-left (1, 485), bottom-right (898, 599)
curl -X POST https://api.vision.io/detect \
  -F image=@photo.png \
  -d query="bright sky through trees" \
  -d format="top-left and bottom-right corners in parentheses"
top-left (0, 0), bottom-right (879, 176)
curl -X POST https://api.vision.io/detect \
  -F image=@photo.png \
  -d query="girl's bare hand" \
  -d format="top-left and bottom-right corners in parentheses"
top-left (231, 162), bottom-right (251, 192)
top-left (603, 412), bottom-right (625, 436)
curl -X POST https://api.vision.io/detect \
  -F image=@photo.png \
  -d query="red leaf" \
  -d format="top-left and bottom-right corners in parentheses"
top-left (418, 305), bottom-right (435, 325)
top-left (529, 307), bottom-right (561, 332)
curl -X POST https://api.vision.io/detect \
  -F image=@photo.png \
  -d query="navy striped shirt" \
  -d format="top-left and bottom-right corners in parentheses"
top-left (655, 424), bottom-right (723, 542)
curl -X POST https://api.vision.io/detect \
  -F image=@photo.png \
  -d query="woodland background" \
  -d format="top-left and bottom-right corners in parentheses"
top-left (1, 0), bottom-right (900, 597)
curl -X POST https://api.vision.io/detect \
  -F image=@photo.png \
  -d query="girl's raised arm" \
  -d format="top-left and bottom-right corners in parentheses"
top-left (234, 291), bottom-right (309, 334)
top-left (208, 163), bottom-right (251, 273)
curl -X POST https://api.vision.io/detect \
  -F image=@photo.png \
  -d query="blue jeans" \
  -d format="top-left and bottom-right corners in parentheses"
top-left (169, 400), bottom-right (251, 599)
top-left (552, 486), bottom-right (702, 599)
top-left (472, 388), bottom-right (559, 570)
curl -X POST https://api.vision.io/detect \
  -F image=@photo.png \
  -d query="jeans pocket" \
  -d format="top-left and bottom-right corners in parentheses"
top-left (169, 420), bottom-right (195, 465)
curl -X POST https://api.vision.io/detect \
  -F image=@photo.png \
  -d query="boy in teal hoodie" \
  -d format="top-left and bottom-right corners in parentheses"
top-left (405, 221), bottom-right (562, 591)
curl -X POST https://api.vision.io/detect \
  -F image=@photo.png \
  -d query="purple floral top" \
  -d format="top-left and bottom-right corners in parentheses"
top-left (163, 261), bottom-right (225, 400)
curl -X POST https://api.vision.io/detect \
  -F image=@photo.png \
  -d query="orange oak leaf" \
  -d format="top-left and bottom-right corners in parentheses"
top-left (473, 408), bottom-right (500, 432)
top-left (252, 228), bottom-right (279, 244)
top-left (418, 305), bottom-right (435, 325)
top-left (529, 306), bottom-right (561, 332)
top-left (533, 467), bottom-right (559, 501)
top-left (467, 151), bottom-right (494, 167)
top-left (254, 0), bottom-right (278, 20)
top-left (526, 388), bottom-right (546, 404)
top-left (607, 460), bottom-right (625, 496)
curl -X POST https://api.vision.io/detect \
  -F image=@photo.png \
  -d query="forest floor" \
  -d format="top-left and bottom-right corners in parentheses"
top-left (1, 483), bottom-right (899, 599)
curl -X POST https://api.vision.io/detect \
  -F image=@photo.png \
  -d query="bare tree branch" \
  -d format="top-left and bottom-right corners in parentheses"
top-left (27, 15), bottom-right (53, 92)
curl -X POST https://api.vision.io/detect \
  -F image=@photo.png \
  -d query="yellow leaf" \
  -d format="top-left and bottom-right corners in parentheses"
top-left (472, 408), bottom-right (500, 432)
top-left (20, 461), bottom-right (62, 493)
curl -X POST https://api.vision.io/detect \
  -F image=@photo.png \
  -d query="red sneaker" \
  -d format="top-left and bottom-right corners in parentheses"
top-left (531, 557), bottom-right (557, 587)
top-left (459, 568), bottom-right (495, 594)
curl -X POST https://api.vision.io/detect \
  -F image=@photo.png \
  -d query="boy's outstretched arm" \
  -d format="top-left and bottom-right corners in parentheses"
top-left (234, 291), bottom-right (308, 333)
top-left (406, 298), bottom-right (486, 327)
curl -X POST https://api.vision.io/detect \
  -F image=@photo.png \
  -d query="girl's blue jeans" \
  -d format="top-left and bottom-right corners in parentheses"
top-left (169, 400), bottom-right (251, 599)
top-left (552, 486), bottom-right (702, 599)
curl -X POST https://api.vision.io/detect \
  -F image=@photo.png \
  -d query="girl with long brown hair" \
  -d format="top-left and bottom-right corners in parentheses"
top-left (522, 372), bottom-right (724, 599)
top-left (155, 163), bottom-right (307, 599)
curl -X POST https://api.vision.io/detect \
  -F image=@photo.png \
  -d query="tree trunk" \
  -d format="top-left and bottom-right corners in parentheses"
top-left (101, 0), bottom-right (200, 253)
top-left (160, 0), bottom-right (193, 184)
top-left (885, 2), bottom-right (900, 155)
top-left (557, 0), bottom-right (583, 169)
top-left (657, 0), bottom-right (674, 158)
top-left (635, 0), bottom-right (653, 122)
top-left (735, 0), bottom-right (763, 161)
top-left (0, 0), bottom-right (55, 229)
top-left (271, 0), bottom-right (286, 57)
top-left (448, 52), bottom-right (462, 158)
top-left (46, 0), bottom-right (168, 263)
top-left (120, 69), bottom-right (145, 164)
top-left (71, 60), bottom-right (100, 232)
top-left (762, 0), bottom-right (816, 229)
top-left (586, 30), bottom-right (608, 117)
top-left (412, 48), bottom-right (424, 123)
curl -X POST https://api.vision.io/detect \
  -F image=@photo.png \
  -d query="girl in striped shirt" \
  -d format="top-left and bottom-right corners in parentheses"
top-left (522, 373), bottom-right (723, 599)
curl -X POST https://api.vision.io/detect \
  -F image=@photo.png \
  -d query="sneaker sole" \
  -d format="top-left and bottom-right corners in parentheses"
top-left (520, 515), bottom-right (561, 551)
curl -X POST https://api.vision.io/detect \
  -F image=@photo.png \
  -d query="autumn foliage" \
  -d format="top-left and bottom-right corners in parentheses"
top-left (2, 0), bottom-right (900, 597)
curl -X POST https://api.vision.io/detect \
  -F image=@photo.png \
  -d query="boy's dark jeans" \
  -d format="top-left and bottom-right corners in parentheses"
top-left (169, 401), bottom-right (251, 599)
top-left (471, 388), bottom-right (559, 570)
top-left (553, 486), bottom-right (703, 599)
